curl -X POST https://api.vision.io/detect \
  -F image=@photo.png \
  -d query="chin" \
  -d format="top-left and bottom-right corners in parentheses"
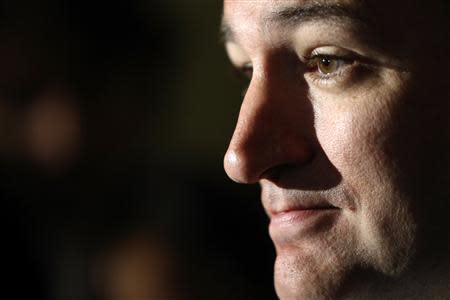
top-left (274, 251), bottom-right (350, 300)
top-left (272, 220), bottom-right (359, 300)
top-left (271, 201), bottom-right (417, 300)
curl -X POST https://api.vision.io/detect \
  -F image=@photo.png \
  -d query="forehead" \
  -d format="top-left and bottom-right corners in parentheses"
top-left (224, 0), bottom-right (358, 17)
top-left (223, 0), bottom-right (358, 25)
top-left (222, 0), bottom-right (414, 19)
top-left (222, 0), bottom-right (424, 45)
top-left (223, 1), bottom-right (370, 53)
top-left (223, 0), bottom-right (362, 44)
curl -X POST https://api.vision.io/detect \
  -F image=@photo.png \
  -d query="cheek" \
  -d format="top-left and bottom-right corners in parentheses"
top-left (312, 87), bottom-right (417, 273)
top-left (313, 91), bottom-right (401, 215)
top-left (311, 68), bottom-right (409, 181)
top-left (314, 100), bottom-right (385, 184)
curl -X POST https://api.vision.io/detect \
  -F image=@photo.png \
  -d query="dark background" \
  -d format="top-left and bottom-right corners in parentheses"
top-left (0, 1), bottom-right (276, 299)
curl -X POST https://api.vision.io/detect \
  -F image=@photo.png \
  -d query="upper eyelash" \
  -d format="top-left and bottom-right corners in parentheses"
top-left (305, 54), bottom-right (355, 68)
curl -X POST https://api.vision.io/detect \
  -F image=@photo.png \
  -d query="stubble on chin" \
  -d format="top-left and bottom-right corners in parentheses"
top-left (272, 192), bottom-right (417, 300)
top-left (358, 189), bottom-right (417, 277)
top-left (273, 214), bottom-right (362, 300)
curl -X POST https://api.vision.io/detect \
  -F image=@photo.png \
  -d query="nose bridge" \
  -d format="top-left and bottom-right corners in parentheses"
top-left (231, 75), bottom-right (273, 158)
top-left (224, 57), bottom-right (314, 184)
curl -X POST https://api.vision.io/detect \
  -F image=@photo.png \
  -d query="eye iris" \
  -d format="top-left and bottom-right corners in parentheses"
top-left (318, 57), bottom-right (338, 74)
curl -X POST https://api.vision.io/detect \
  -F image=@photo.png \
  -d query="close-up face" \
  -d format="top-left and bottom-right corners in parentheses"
top-left (223, 0), bottom-right (450, 299)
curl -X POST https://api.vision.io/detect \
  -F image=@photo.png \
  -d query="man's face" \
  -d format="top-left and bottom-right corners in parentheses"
top-left (222, 0), bottom-right (449, 299)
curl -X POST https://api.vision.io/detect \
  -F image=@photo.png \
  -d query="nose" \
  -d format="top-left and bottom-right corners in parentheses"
top-left (224, 62), bottom-right (314, 184)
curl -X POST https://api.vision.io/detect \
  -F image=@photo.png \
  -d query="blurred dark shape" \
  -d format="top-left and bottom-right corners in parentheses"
top-left (23, 84), bottom-right (81, 172)
top-left (0, 1), bottom-right (176, 299)
top-left (0, 1), bottom-right (277, 299)
top-left (91, 231), bottom-right (181, 300)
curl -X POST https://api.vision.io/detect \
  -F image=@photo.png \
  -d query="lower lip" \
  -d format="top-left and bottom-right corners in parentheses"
top-left (269, 209), bottom-right (340, 244)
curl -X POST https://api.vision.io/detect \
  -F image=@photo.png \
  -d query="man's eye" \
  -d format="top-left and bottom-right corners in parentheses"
top-left (317, 57), bottom-right (340, 74)
top-left (231, 64), bottom-right (253, 96)
top-left (231, 64), bottom-right (253, 85)
top-left (239, 64), bottom-right (253, 80)
top-left (308, 56), bottom-right (350, 75)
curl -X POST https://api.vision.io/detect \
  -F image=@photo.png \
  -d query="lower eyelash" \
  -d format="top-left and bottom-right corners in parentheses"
top-left (307, 65), bottom-right (351, 86)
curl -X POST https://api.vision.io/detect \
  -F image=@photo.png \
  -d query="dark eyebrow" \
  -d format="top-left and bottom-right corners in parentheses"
top-left (220, 17), bottom-right (234, 43)
top-left (221, 4), bottom-right (371, 44)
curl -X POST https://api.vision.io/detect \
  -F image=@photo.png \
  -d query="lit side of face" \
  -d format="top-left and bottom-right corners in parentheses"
top-left (223, 0), bottom-right (450, 299)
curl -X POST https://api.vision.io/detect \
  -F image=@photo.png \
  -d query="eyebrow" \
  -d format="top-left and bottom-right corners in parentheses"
top-left (269, 4), bottom-right (368, 26)
top-left (221, 4), bottom-right (370, 43)
top-left (220, 18), bottom-right (234, 43)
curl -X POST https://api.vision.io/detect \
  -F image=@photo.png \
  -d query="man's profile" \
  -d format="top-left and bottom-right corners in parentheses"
top-left (221, 0), bottom-right (449, 299)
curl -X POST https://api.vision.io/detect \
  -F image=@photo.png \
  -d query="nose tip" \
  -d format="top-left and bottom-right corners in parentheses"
top-left (224, 149), bottom-right (244, 183)
top-left (224, 148), bottom-right (259, 184)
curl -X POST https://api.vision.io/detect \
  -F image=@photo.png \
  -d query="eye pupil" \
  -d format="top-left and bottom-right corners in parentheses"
top-left (321, 58), bottom-right (332, 66)
top-left (318, 57), bottom-right (337, 74)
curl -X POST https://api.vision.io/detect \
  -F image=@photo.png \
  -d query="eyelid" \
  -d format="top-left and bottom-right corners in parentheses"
top-left (309, 50), bottom-right (359, 63)
top-left (300, 45), bottom-right (357, 60)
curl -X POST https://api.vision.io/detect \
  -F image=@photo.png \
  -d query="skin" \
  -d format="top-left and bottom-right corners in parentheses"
top-left (222, 0), bottom-right (450, 299)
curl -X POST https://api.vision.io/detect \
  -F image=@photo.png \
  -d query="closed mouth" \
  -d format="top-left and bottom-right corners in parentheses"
top-left (268, 203), bottom-right (339, 217)
top-left (268, 205), bottom-right (341, 242)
